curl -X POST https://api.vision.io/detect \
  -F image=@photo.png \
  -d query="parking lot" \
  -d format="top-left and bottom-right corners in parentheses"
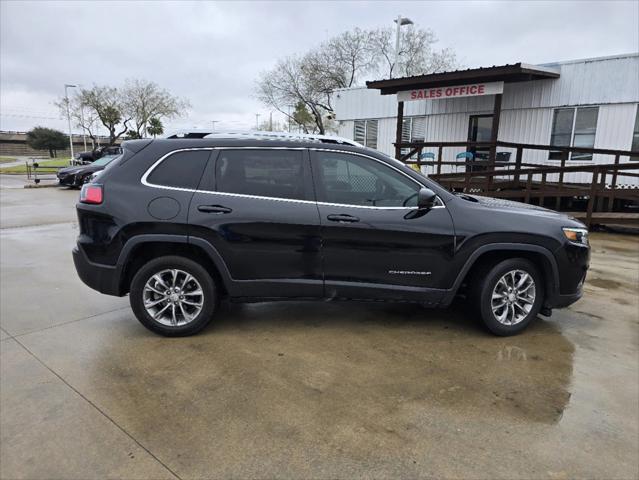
top-left (1, 175), bottom-right (638, 479)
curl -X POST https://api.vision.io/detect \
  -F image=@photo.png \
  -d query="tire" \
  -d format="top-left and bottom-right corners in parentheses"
top-left (129, 255), bottom-right (217, 336)
top-left (469, 258), bottom-right (543, 336)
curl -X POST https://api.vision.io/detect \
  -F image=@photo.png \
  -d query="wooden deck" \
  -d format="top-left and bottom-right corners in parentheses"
top-left (396, 140), bottom-right (639, 228)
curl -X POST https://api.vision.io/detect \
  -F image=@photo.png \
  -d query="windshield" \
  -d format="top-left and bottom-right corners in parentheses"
top-left (93, 155), bottom-right (120, 166)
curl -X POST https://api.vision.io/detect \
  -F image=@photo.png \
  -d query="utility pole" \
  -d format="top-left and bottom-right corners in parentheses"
top-left (393, 15), bottom-right (413, 78)
top-left (269, 112), bottom-right (273, 131)
top-left (210, 120), bottom-right (219, 132)
top-left (64, 84), bottom-right (77, 158)
top-left (79, 104), bottom-right (87, 152)
top-left (255, 113), bottom-right (260, 130)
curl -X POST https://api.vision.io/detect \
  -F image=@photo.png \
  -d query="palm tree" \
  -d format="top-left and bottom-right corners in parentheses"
top-left (147, 118), bottom-right (164, 138)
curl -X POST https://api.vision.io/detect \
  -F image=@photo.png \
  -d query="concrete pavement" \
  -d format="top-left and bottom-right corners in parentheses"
top-left (1, 176), bottom-right (638, 479)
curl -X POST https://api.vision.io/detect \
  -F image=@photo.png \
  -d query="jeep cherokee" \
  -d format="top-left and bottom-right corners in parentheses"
top-left (72, 133), bottom-right (590, 336)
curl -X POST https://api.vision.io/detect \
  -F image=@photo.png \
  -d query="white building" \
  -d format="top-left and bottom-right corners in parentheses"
top-left (333, 53), bottom-right (639, 185)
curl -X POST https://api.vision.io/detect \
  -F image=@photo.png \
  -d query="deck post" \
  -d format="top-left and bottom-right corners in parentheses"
top-left (394, 101), bottom-right (404, 160)
top-left (487, 93), bottom-right (503, 190)
top-left (586, 168), bottom-right (600, 227)
top-left (513, 147), bottom-right (523, 185)
top-left (437, 146), bottom-right (443, 175)
top-left (608, 154), bottom-right (621, 212)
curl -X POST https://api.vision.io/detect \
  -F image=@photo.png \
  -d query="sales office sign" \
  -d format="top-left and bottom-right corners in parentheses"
top-left (397, 81), bottom-right (504, 102)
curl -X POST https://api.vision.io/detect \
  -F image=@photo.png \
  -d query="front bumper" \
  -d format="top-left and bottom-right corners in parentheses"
top-left (72, 245), bottom-right (122, 296)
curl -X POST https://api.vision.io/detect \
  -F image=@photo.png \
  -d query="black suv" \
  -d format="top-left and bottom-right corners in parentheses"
top-left (73, 135), bottom-right (590, 336)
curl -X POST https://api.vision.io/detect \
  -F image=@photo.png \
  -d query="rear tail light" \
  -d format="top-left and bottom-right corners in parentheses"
top-left (80, 184), bottom-right (103, 204)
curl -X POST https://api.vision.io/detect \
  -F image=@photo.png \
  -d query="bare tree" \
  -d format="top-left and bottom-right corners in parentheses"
top-left (256, 55), bottom-right (333, 134)
top-left (256, 24), bottom-right (458, 133)
top-left (55, 95), bottom-right (101, 149)
top-left (122, 79), bottom-right (189, 138)
top-left (369, 26), bottom-right (457, 78)
top-left (78, 86), bottom-right (130, 146)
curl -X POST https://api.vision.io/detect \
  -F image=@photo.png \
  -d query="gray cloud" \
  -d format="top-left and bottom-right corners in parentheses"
top-left (1, 0), bottom-right (637, 134)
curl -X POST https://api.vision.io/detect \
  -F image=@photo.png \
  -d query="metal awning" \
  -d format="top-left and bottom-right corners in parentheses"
top-left (366, 63), bottom-right (560, 95)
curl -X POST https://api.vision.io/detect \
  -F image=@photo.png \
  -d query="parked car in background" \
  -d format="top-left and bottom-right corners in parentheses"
top-left (73, 133), bottom-right (590, 337)
top-left (57, 154), bottom-right (121, 187)
top-left (75, 145), bottom-right (122, 163)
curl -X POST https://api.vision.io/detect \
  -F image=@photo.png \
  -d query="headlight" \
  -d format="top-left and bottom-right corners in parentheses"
top-left (562, 227), bottom-right (589, 246)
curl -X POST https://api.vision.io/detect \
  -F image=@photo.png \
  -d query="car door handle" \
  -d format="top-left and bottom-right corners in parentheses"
top-left (327, 214), bottom-right (360, 223)
top-left (198, 205), bottom-right (232, 214)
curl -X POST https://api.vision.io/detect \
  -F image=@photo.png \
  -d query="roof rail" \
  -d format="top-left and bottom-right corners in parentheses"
top-left (202, 131), bottom-right (363, 147)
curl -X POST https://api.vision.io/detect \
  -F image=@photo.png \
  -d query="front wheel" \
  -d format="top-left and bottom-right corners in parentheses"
top-left (470, 258), bottom-right (544, 336)
top-left (129, 256), bottom-right (217, 336)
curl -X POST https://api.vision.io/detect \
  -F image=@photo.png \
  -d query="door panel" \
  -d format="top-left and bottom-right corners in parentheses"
top-left (310, 150), bottom-right (455, 302)
top-left (188, 148), bottom-right (322, 298)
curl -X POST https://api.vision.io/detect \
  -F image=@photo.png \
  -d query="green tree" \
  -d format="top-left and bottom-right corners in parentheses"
top-left (26, 127), bottom-right (67, 158)
top-left (125, 130), bottom-right (142, 140)
top-left (146, 117), bottom-right (164, 138)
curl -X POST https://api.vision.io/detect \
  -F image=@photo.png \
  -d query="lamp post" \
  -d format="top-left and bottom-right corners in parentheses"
top-left (255, 113), bottom-right (260, 130)
top-left (210, 120), bottom-right (219, 132)
top-left (64, 84), bottom-right (77, 158)
top-left (393, 15), bottom-right (413, 78)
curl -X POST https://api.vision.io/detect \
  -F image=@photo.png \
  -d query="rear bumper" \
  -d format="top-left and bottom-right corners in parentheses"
top-left (72, 245), bottom-right (122, 296)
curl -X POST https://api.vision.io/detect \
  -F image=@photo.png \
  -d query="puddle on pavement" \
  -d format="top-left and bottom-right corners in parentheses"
top-left (587, 278), bottom-right (623, 290)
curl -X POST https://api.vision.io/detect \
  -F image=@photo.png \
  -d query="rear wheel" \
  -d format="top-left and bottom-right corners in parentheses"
top-left (470, 258), bottom-right (543, 336)
top-left (129, 256), bottom-right (217, 336)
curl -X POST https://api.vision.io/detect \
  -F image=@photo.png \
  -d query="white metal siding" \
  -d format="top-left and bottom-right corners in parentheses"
top-left (334, 55), bottom-right (639, 121)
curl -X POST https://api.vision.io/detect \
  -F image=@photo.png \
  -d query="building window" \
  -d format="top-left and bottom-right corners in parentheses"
top-left (400, 117), bottom-right (427, 158)
top-left (354, 119), bottom-right (378, 149)
top-left (631, 107), bottom-right (639, 160)
top-left (549, 106), bottom-right (599, 160)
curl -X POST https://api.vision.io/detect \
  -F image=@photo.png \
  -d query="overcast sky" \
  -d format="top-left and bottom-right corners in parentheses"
top-left (1, 0), bottom-right (638, 135)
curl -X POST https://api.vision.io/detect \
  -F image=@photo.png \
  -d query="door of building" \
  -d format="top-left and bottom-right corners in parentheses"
top-left (468, 115), bottom-right (493, 160)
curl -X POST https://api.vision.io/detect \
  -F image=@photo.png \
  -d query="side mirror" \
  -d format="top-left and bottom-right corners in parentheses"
top-left (417, 187), bottom-right (437, 209)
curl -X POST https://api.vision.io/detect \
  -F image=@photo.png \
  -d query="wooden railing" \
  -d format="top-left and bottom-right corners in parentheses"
top-left (395, 140), bottom-right (639, 227)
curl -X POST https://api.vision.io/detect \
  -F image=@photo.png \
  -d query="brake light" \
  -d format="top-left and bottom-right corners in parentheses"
top-left (80, 184), bottom-right (103, 204)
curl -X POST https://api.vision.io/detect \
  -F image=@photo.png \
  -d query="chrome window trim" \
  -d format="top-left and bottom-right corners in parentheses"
top-left (141, 146), bottom-right (445, 210)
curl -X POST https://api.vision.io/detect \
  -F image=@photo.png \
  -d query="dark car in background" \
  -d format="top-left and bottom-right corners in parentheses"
top-left (57, 154), bottom-right (121, 187)
top-left (75, 145), bottom-right (123, 163)
top-left (72, 133), bottom-right (590, 337)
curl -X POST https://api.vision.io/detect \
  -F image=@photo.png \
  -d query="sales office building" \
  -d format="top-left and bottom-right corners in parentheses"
top-left (333, 53), bottom-right (639, 185)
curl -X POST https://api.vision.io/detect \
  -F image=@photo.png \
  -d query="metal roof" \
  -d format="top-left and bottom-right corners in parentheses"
top-left (366, 63), bottom-right (560, 95)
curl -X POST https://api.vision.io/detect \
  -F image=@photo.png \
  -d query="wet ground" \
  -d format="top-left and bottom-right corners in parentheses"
top-left (1, 175), bottom-right (638, 479)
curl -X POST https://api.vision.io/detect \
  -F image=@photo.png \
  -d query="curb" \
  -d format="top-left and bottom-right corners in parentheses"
top-left (23, 183), bottom-right (59, 189)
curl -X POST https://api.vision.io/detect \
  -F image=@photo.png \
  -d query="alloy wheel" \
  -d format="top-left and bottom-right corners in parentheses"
top-left (143, 269), bottom-right (204, 327)
top-left (490, 269), bottom-right (536, 325)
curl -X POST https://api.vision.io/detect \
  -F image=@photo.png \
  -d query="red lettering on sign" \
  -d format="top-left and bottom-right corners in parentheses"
top-left (445, 87), bottom-right (452, 96)
top-left (478, 85), bottom-right (485, 94)
top-left (411, 91), bottom-right (417, 100)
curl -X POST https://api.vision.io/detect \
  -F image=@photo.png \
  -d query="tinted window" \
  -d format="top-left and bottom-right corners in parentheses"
top-left (148, 150), bottom-right (210, 189)
top-left (216, 149), bottom-right (306, 200)
top-left (316, 152), bottom-right (419, 207)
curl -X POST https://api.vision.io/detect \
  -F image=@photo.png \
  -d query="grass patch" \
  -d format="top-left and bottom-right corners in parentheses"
top-left (0, 158), bottom-right (72, 174)
top-left (0, 156), bottom-right (18, 164)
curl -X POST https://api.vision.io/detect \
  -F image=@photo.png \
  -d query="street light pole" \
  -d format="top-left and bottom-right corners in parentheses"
top-left (255, 113), bottom-right (260, 130)
top-left (393, 15), bottom-right (413, 78)
top-left (210, 120), bottom-right (219, 132)
top-left (64, 84), bottom-right (77, 159)
top-left (79, 104), bottom-right (87, 152)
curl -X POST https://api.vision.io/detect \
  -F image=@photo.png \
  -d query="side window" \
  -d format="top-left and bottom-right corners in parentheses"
top-left (216, 149), bottom-right (306, 200)
top-left (315, 152), bottom-right (420, 207)
top-left (147, 150), bottom-right (210, 189)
